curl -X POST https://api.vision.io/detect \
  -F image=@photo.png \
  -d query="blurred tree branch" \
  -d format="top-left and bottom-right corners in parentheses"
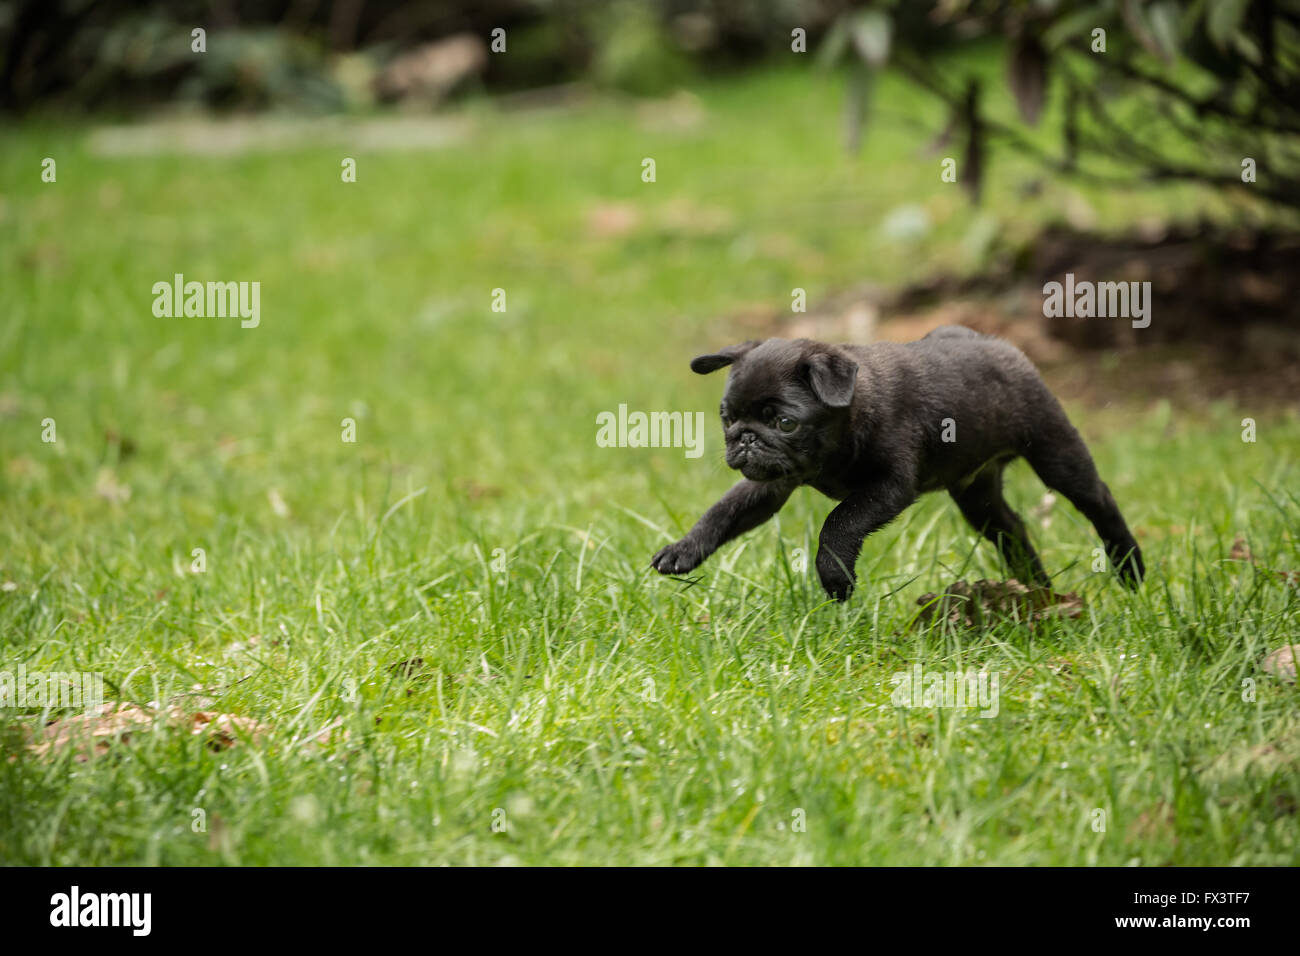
top-left (826, 0), bottom-right (1300, 213)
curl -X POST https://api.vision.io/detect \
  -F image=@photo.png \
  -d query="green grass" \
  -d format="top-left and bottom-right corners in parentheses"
top-left (2, 60), bottom-right (1299, 865)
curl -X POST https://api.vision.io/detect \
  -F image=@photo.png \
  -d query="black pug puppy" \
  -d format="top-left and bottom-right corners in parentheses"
top-left (651, 328), bottom-right (1144, 601)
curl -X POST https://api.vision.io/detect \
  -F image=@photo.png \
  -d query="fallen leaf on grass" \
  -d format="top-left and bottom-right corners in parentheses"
top-left (455, 478), bottom-right (502, 501)
top-left (1225, 534), bottom-right (1299, 585)
top-left (93, 468), bottom-right (130, 504)
top-left (1260, 644), bottom-right (1300, 683)
top-left (387, 657), bottom-right (426, 678)
top-left (26, 702), bottom-right (154, 759)
top-left (913, 579), bottom-right (1084, 630)
top-left (21, 701), bottom-right (270, 761)
top-left (189, 710), bottom-right (269, 749)
top-left (586, 202), bottom-right (641, 240)
top-left (267, 488), bottom-right (291, 518)
top-left (291, 716), bottom-right (348, 752)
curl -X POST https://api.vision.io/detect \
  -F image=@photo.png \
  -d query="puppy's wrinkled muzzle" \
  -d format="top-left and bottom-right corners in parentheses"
top-left (724, 438), bottom-right (755, 472)
top-left (727, 439), bottom-right (787, 482)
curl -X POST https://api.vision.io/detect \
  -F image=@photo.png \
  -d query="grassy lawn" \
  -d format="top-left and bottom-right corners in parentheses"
top-left (2, 59), bottom-right (1299, 865)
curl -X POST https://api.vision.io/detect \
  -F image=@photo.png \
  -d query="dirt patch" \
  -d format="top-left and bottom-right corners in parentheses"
top-left (743, 225), bottom-right (1300, 409)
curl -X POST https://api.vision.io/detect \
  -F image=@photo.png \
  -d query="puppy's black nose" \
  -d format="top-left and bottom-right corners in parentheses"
top-left (739, 431), bottom-right (757, 446)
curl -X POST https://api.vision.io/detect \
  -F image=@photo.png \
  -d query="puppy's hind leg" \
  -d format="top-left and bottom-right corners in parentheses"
top-left (1022, 423), bottom-right (1144, 587)
top-left (949, 464), bottom-right (1049, 587)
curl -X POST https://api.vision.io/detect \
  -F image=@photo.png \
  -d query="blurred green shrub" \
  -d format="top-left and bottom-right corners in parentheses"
top-left (0, 0), bottom-right (844, 113)
top-left (176, 28), bottom-right (343, 112)
top-left (589, 2), bottom-right (692, 96)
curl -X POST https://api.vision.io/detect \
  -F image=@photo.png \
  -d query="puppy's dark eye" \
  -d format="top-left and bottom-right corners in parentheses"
top-left (777, 416), bottom-right (798, 433)
top-left (720, 411), bottom-right (732, 426)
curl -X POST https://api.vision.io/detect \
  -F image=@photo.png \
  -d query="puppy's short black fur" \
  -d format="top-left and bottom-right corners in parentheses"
top-left (651, 328), bottom-right (1144, 601)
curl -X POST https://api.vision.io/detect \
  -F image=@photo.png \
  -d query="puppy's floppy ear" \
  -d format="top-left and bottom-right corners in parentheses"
top-left (690, 341), bottom-right (759, 375)
top-left (805, 348), bottom-right (859, 407)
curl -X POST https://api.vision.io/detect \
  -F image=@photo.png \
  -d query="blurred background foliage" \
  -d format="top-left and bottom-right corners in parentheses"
top-left (0, 0), bottom-right (932, 113)
top-left (3, 1), bottom-right (1297, 213)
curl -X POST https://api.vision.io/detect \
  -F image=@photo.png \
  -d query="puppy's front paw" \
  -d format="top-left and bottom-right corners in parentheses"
top-left (815, 551), bottom-right (856, 602)
top-left (1113, 542), bottom-right (1145, 589)
top-left (651, 538), bottom-right (705, 576)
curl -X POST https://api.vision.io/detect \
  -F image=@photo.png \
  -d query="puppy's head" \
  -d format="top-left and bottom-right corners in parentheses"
top-left (691, 338), bottom-right (858, 482)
